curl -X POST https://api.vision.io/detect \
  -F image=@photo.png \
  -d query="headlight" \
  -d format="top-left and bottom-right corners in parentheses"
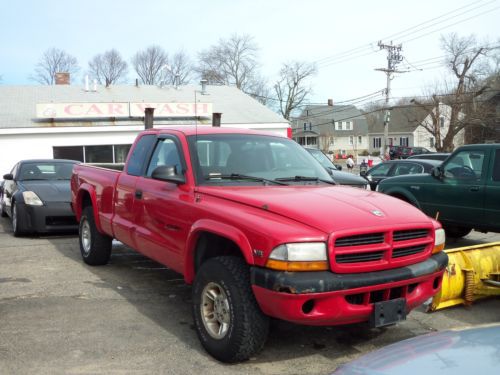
top-left (433, 228), bottom-right (445, 253)
top-left (266, 243), bottom-right (328, 271)
top-left (22, 191), bottom-right (43, 206)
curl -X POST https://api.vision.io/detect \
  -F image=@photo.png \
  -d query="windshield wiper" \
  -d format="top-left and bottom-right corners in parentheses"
top-left (275, 176), bottom-right (336, 185)
top-left (205, 173), bottom-right (288, 185)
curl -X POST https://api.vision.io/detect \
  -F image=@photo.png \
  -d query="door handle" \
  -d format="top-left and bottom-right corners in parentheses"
top-left (135, 190), bottom-right (143, 199)
top-left (469, 186), bottom-right (480, 192)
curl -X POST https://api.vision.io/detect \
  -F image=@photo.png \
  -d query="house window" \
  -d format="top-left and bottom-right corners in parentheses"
top-left (307, 137), bottom-right (317, 146)
top-left (358, 136), bottom-right (362, 144)
top-left (373, 137), bottom-right (381, 148)
top-left (349, 136), bottom-right (353, 145)
top-left (347, 121), bottom-right (353, 130)
top-left (399, 137), bottom-right (409, 147)
top-left (440, 117), bottom-right (445, 128)
top-left (297, 137), bottom-right (306, 145)
top-left (430, 137), bottom-right (435, 148)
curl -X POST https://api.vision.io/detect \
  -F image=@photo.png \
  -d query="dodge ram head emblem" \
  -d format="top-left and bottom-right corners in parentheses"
top-left (371, 210), bottom-right (384, 217)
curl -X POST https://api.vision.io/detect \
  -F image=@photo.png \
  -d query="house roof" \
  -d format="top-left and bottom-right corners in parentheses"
top-left (366, 105), bottom-right (429, 134)
top-left (292, 104), bottom-right (368, 136)
top-left (0, 84), bottom-right (287, 129)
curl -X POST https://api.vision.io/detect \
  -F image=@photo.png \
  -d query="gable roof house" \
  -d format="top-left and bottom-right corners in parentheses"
top-left (464, 86), bottom-right (500, 144)
top-left (366, 103), bottom-right (465, 154)
top-left (292, 104), bottom-right (369, 157)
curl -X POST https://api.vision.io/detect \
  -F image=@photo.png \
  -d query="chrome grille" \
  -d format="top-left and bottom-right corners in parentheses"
top-left (335, 233), bottom-right (384, 247)
top-left (336, 251), bottom-right (384, 264)
top-left (392, 245), bottom-right (427, 258)
top-left (393, 229), bottom-right (429, 241)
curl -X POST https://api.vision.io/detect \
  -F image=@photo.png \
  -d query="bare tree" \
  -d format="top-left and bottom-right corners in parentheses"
top-left (162, 50), bottom-right (193, 85)
top-left (411, 33), bottom-right (494, 151)
top-left (31, 48), bottom-right (79, 85)
top-left (131, 45), bottom-right (169, 85)
top-left (196, 34), bottom-right (260, 90)
top-left (88, 49), bottom-right (128, 86)
top-left (274, 61), bottom-right (317, 120)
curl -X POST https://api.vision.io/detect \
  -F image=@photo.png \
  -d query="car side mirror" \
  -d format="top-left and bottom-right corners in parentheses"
top-left (431, 167), bottom-right (442, 179)
top-left (151, 165), bottom-right (185, 185)
top-left (3, 173), bottom-right (13, 180)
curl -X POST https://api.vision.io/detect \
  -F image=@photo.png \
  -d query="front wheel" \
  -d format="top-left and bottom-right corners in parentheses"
top-left (12, 202), bottom-right (25, 237)
top-left (79, 206), bottom-right (112, 265)
top-left (192, 256), bottom-right (269, 363)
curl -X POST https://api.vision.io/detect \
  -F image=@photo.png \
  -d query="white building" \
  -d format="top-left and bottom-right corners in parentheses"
top-left (0, 82), bottom-right (290, 174)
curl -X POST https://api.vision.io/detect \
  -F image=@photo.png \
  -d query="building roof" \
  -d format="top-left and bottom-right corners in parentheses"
top-left (366, 106), bottom-right (429, 134)
top-left (0, 84), bottom-right (287, 129)
top-left (292, 104), bottom-right (368, 136)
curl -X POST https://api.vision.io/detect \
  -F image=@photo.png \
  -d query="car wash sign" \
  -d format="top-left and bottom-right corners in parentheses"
top-left (36, 102), bottom-right (213, 119)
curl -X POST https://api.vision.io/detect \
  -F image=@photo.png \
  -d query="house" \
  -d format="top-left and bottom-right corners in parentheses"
top-left (291, 104), bottom-right (369, 157)
top-left (0, 81), bottom-right (290, 175)
top-left (366, 103), bottom-right (465, 154)
top-left (464, 87), bottom-right (500, 144)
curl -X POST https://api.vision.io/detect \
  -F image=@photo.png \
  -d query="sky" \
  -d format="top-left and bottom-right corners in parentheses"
top-left (1, 0), bottom-right (499, 107)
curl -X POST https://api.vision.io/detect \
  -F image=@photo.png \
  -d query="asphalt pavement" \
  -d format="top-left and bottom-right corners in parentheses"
top-left (1, 217), bottom-right (499, 375)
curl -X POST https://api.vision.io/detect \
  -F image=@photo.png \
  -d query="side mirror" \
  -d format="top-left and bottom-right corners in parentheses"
top-left (151, 165), bottom-right (185, 185)
top-left (3, 173), bottom-right (13, 180)
top-left (431, 167), bottom-right (442, 178)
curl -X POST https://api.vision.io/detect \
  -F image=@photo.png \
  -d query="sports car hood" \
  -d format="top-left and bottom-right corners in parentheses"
top-left (198, 185), bottom-right (432, 233)
top-left (20, 180), bottom-right (72, 203)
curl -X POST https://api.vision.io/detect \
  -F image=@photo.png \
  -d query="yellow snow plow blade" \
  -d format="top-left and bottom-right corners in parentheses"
top-left (429, 242), bottom-right (500, 311)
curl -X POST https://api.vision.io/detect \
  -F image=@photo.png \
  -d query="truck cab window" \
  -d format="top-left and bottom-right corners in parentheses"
top-left (146, 138), bottom-right (183, 177)
top-left (126, 134), bottom-right (156, 176)
top-left (444, 150), bottom-right (485, 180)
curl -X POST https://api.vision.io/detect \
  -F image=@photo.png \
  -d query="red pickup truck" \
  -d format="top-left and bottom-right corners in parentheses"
top-left (71, 126), bottom-right (448, 362)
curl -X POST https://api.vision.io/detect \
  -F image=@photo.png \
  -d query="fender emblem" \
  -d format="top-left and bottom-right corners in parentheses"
top-left (371, 210), bottom-right (384, 217)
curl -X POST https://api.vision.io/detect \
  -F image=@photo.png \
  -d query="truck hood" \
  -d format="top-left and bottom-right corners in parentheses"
top-left (198, 185), bottom-right (431, 233)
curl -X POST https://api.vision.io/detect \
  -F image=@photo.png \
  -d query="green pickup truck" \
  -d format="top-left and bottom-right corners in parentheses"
top-left (377, 144), bottom-right (500, 238)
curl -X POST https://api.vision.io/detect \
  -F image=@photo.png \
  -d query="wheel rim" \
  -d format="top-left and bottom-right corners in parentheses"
top-left (200, 282), bottom-right (231, 339)
top-left (12, 204), bottom-right (17, 232)
top-left (81, 219), bottom-right (91, 255)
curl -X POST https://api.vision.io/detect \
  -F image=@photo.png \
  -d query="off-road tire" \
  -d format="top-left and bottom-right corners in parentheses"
top-left (192, 256), bottom-right (269, 363)
top-left (79, 206), bottom-right (112, 265)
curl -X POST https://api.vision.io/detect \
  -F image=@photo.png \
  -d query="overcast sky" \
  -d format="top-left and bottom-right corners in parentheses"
top-left (1, 0), bottom-right (498, 106)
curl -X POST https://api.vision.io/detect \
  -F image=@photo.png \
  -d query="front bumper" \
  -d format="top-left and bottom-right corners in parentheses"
top-left (16, 202), bottom-right (78, 234)
top-left (250, 252), bottom-right (448, 325)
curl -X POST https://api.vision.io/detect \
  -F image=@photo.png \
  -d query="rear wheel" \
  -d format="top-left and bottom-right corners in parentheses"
top-left (192, 256), bottom-right (269, 363)
top-left (79, 206), bottom-right (112, 265)
top-left (444, 225), bottom-right (472, 238)
top-left (1, 200), bottom-right (7, 217)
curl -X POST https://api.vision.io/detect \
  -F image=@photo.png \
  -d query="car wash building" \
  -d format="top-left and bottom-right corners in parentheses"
top-left (0, 78), bottom-right (290, 174)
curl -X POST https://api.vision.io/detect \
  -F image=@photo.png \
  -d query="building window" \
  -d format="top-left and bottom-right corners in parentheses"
top-left (297, 137), bottom-right (306, 145)
top-left (358, 136), bottom-right (362, 144)
top-left (440, 116), bottom-right (445, 128)
top-left (349, 135), bottom-right (353, 145)
top-left (307, 137), bottom-right (317, 146)
top-left (430, 137), bottom-right (435, 148)
top-left (53, 146), bottom-right (84, 162)
top-left (400, 137), bottom-right (409, 147)
top-left (373, 137), bottom-right (381, 148)
top-left (53, 144), bottom-right (133, 164)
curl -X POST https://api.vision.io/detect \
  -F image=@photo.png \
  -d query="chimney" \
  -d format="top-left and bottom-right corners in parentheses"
top-left (327, 99), bottom-right (333, 106)
top-left (144, 107), bottom-right (155, 129)
top-left (212, 112), bottom-right (222, 127)
top-left (55, 72), bottom-right (70, 85)
top-left (135, 78), bottom-right (139, 87)
top-left (200, 79), bottom-right (208, 94)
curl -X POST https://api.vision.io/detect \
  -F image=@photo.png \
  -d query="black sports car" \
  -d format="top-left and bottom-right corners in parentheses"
top-left (1, 159), bottom-right (79, 236)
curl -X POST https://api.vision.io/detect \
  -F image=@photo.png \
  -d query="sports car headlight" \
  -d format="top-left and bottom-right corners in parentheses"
top-left (22, 191), bottom-right (43, 206)
top-left (266, 243), bottom-right (328, 271)
top-left (433, 228), bottom-right (446, 254)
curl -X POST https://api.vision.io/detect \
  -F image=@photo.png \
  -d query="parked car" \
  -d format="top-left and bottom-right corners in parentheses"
top-left (305, 148), bottom-right (368, 189)
top-left (1, 159), bottom-right (79, 236)
top-left (362, 159), bottom-right (442, 191)
top-left (411, 146), bottom-right (433, 157)
top-left (333, 324), bottom-right (500, 374)
top-left (389, 145), bottom-right (412, 159)
top-left (71, 126), bottom-right (447, 363)
top-left (377, 143), bottom-right (500, 238)
top-left (407, 152), bottom-right (450, 161)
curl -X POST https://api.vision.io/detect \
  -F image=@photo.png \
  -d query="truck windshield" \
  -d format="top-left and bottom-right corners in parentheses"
top-left (188, 134), bottom-right (332, 185)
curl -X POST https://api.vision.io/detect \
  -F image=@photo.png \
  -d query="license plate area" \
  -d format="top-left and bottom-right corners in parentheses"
top-left (370, 298), bottom-right (406, 328)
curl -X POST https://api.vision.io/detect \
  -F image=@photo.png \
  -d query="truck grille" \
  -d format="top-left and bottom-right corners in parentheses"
top-left (335, 233), bottom-right (384, 247)
top-left (331, 227), bottom-right (433, 272)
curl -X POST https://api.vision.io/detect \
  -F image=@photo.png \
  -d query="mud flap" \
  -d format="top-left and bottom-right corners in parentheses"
top-left (370, 298), bottom-right (407, 328)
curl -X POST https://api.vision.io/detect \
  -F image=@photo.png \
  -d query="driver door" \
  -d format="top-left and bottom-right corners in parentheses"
top-left (421, 149), bottom-right (487, 227)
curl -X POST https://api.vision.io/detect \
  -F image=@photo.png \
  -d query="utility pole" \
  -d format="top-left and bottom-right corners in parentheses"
top-left (375, 41), bottom-right (405, 159)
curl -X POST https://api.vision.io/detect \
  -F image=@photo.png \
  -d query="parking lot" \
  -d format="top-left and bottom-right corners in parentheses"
top-left (1, 216), bottom-right (499, 375)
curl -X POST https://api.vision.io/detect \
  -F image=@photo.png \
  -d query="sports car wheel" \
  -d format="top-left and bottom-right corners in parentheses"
top-left (1, 201), bottom-right (7, 217)
top-left (12, 202), bottom-right (24, 237)
top-left (79, 206), bottom-right (112, 265)
top-left (192, 256), bottom-right (269, 363)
